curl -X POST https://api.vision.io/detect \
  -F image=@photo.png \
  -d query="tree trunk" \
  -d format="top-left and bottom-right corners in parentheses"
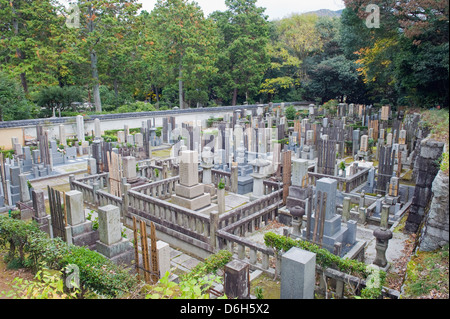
top-left (11, 3), bottom-right (28, 94)
top-left (152, 84), bottom-right (160, 104)
top-left (113, 78), bottom-right (119, 99)
top-left (88, 4), bottom-right (101, 112)
top-left (232, 88), bottom-right (238, 106)
top-left (179, 63), bottom-right (184, 109)
top-left (90, 49), bottom-right (102, 112)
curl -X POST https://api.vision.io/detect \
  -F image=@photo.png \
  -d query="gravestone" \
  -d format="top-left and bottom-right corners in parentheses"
top-left (66, 190), bottom-right (99, 249)
top-left (224, 260), bottom-right (249, 299)
top-left (31, 189), bottom-right (50, 233)
top-left (280, 247), bottom-right (315, 299)
top-left (76, 115), bottom-right (85, 142)
top-left (291, 158), bottom-right (309, 187)
top-left (171, 150), bottom-right (212, 211)
top-left (96, 205), bottom-right (134, 265)
top-left (94, 118), bottom-right (101, 138)
top-left (360, 135), bottom-right (368, 152)
top-left (59, 125), bottom-right (66, 146)
top-left (303, 178), bottom-right (356, 254)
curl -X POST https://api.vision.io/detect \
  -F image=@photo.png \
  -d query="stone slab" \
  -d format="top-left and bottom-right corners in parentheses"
top-left (175, 183), bottom-right (205, 199)
top-left (171, 193), bottom-right (211, 211)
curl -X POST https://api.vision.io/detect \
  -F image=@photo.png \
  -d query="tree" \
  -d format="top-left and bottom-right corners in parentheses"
top-left (305, 55), bottom-right (360, 103)
top-left (68, 0), bottom-right (142, 112)
top-left (342, 0), bottom-right (449, 106)
top-left (33, 85), bottom-right (86, 117)
top-left (211, 0), bottom-right (270, 105)
top-left (275, 14), bottom-right (323, 81)
top-left (0, 71), bottom-right (34, 121)
top-left (0, 0), bottom-right (65, 94)
top-left (259, 22), bottom-right (302, 102)
top-left (148, 0), bottom-right (218, 109)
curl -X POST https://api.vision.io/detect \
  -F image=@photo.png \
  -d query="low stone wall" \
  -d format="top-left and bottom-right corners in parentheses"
top-left (406, 138), bottom-right (445, 233)
top-left (419, 170), bottom-right (449, 251)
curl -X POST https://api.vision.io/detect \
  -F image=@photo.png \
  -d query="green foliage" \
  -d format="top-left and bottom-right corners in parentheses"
top-left (0, 268), bottom-right (79, 299)
top-left (0, 71), bottom-right (35, 121)
top-left (0, 215), bottom-right (137, 298)
top-left (32, 85), bottom-right (86, 115)
top-left (264, 232), bottom-right (386, 298)
top-left (254, 286), bottom-right (264, 299)
top-left (59, 245), bottom-right (138, 298)
top-left (211, 0), bottom-right (270, 105)
top-left (146, 250), bottom-right (232, 299)
top-left (218, 178), bottom-right (225, 190)
top-left (440, 152), bottom-right (449, 175)
top-left (284, 105), bottom-right (297, 120)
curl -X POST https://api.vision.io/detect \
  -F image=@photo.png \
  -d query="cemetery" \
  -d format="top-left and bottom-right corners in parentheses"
top-left (0, 101), bottom-right (448, 300)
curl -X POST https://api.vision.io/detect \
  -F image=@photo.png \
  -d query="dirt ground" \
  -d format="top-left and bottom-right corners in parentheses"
top-left (0, 250), bottom-right (35, 299)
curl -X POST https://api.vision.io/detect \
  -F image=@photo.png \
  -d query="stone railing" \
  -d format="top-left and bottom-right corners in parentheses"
top-left (263, 180), bottom-right (282, 195)
top-left (211, 169), bottom-right (232, 190)
top-left (75, 172), bottom-right (109, 188)
top-left (215, 201), bottom-right (281, 275)
top-left (137, 162), bottom-right (163, 181)
top-left (314, 265), bottom-right (399, 299)
top-left (70, 173), bottom-right (109, 206)
top-left (307, 167), bottom-right (370, 193)
top-left (70, 177), bottom-right (95, 205)
top-left (218, 189), bottom-right (283, 229)
top-left (126, 188), bottom-right (214, 253)
top-left (132, 176), bottom-right (179, 200)
top-left (97, 189), bottom-right (123, 211)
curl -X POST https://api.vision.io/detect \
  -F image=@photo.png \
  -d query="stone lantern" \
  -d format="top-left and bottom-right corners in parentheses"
top-left (373, 205), bottom-right (393, 268)
top-left (249, 157), bottom-right (270, 200)
top-left (289, 206), bottom-right (305, 237)
top-left (201, 146), bottom-right (214, 185)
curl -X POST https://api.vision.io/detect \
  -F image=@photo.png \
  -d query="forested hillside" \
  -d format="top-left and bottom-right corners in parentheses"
top-left (0, 0), bottom-right (448, 121)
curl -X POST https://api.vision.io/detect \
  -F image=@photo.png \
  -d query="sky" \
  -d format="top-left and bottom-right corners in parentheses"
top-left (138, 0), bottom-right (346, 20)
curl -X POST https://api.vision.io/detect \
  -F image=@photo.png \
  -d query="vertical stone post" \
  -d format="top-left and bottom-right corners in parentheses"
top-left (209, 210), bottom-right (219, 249)
top-left (121, 183), bottom-right (131, 220)
top-left (373, 205), bottom-right (393, 268)
top-left (157, 240), bottom-right (171, 279)
top-left (19, 174), bottom-right (31, 202)
top-left (31, 189), bottom-right (50, 234)
top-left (224, 260), bottom-right (250, 299)
top-left (280, 247), bottom-right (316, 299)
top-left (342, 197), bottom-right (351, 223)
top-left (65, 190), bottom-right (84, 226)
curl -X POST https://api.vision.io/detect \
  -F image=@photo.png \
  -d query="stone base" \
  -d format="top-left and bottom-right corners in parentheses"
top-left (175, 184), bottom-right (205, 198)
top-left (171, 193), bottom-right (211, 211)
top-left (32, 215), bottom-right (51, 234)
top-left (302, 215), bottom-right (356, 255)
top-left (237, 176), bottom-right (253, 195)
top-left (203, 184), bottom-right (216, 196)
top-left (96, 238), bottom-right (134, 265)
top-left (71, 220), bottom-right (99, 250)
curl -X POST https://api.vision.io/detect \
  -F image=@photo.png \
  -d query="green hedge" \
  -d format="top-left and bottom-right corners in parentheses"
top-left (0, 215), bottom-right (137, 298)
top-left (264, 232), bottom-right (386, 299)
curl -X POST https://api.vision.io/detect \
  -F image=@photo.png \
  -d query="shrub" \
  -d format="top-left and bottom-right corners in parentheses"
top-left (0, 215), bottom-right (137, 298)
top-left (264, 232), bottom-right (386, 298)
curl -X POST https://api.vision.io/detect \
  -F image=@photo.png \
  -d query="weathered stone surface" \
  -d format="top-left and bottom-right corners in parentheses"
top-left (419, 171), bottom-right (449, 251)
top-left (175, 184), bottom-right (205, 198)
top-left (171, 193), bottom-right (211, 211)
top-left (97, 205), bottom-right (122, 246)
top-left (65, 190), bottom-right (84, 226)
top-left (280, 247), bottom-right (316, 299)
top-left (224, 260), bottom-right (249, 299)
